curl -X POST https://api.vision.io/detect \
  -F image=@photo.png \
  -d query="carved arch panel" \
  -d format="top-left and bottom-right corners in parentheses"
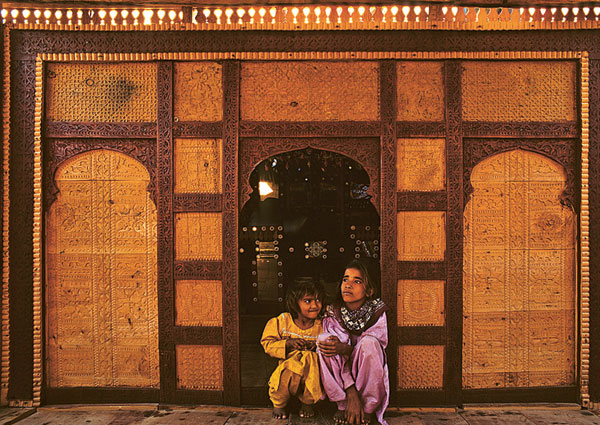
top-left (46, 149), bottom-right (159, 388)
top-left (463, 149), bottom-right (576, 389)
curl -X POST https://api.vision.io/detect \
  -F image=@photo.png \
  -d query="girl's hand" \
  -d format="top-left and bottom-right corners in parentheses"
top-left (304, 340), bottom-right (317, 351)
top-left (285, 338), bottom-right (306, 352)
top-left (317, 336), bottom-right (352, 357)
top-left (345, 386), bottom-right (364, 425)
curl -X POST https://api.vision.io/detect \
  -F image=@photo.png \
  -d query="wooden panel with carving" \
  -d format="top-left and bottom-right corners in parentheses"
top-left (397, 211), bottom-right (446, 261)
top-left (45, 62), bottom-right (157, 122)
top-left (46, 150), bottom-right (159, 388)
top-left (462, 61), bottom-right (577, 122)
top-left (463, 150), bottom-right (576, 389)
top-left (240, 61), bottom-right (379, 121)
top-left (397, 138), bottom-right (446, 192)
top-left (174, 138), bottom-right (222, 194)
top-left (398, 280), bottom-right (445, 326)
top-left (397, 61), bottom-right (444, 121)
top-left (175, 280), bottom-right (222, 327)
top-left (398, 345), bottom-right (445, 389)
top-left (174, 62), bottom-right (223, 122)
top-left (176, 345), bottom-right (223, 390)
top-left (175, 213), bottom-right (223, 261)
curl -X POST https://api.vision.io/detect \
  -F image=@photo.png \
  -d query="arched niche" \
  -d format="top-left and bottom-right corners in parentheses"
top-left (463, 149), bottom-right (576, 389)
top-left (46, 149), bottom-right (159, 388)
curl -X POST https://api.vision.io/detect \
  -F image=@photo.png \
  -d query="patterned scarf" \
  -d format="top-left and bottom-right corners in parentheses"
top-left (331, 298), bottom-right (386, 333)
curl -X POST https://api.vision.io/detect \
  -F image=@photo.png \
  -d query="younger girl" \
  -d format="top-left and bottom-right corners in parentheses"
top-left (317, 260), bottom-right (389, 425)
top-left (261, 279), bottom-right (326, 419)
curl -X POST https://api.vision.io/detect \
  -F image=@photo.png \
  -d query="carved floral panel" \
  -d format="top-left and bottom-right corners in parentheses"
top-left (174, 62), bottom-right (223, 122)
top-left (398, 345), bottom-right (444, 389)
top-left (397, 61), bottom-right (444, 121)
top-left (174, 138), bottom-right (222, 194)
top-left (175, 213), bottom-right (223, 261)
top-left (46, 150), bottom-right (159, 388)
top-left (176, 345), bottom-right (223, 390)
top-left (463, 150), bottom-right (576, 389)
top-left (175, 280), bottom-right (223, 326)
top-left (398, 280), bottom-right (445, 326)
top-left (45, 62), bottom-right (157, 122)
top-left (462, 61), bottom-right (576, 122)
top-left (241, 61), bottom-right (379, 121)
top-left (397, 138), bottom-right (446, 191)
top-left (397, 211), bottom-right (446, 261)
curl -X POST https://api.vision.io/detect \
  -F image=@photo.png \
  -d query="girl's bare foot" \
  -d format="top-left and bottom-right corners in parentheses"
top-left (334, 409), bottom-right (346, 424)
top-left (299, 403), bottom-right (315, 418)
top-left (272, 406), bottom-right (287, 419)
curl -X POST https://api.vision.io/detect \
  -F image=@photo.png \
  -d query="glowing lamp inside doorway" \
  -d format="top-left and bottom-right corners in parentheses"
top-left (259, 181), bottom-right (274, 196)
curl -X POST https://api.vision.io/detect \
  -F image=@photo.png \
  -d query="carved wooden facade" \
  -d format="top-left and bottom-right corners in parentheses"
top-left (0, 6), bottom-right (597, 410)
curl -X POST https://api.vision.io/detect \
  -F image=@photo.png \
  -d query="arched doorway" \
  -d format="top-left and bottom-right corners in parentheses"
top-left (238, 147), bottom-right (380, 399)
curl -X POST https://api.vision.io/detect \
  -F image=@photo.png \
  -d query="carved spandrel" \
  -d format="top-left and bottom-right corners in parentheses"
top-left (398, 345), bottom-right (444, 389)
top-left (174, 139), bottom-right (222, 194)
top-left (46, 150), bottom-right (159, 388)
top-left (241, 62), bottom-right (379, 121)
top-left (397, 61), bottom-right (444, 121)
top-left (45, 62), bottom-right (157, 123)
top-left (397, 138), bottom-right (446, 192)
top-left (175, 280), bottom-right (223, 327)
top-left (174, 62), bottom-right (223, 122)
top-left (398, 280), bottom-right (445, 326)
top-left (462, 61), bottom-right (577, 122)
top-left (176, 345), bottom-right (224, 390)
top-left (175, 213), bottom-right (223, 261)
top-left (397, 211), bottom-right (446, 261)
top-left (463, 150), bottom-right (575, 389)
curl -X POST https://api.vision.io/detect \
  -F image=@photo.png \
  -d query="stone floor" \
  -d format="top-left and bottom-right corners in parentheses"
top-left (1, 404), bottom-right (600, 425)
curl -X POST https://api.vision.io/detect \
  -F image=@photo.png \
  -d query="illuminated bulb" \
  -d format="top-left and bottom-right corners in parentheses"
top-left (132, 10), bottom-right (140, 18)
top-left (55, 10), bottom-right (62, 20)
top-left (583, 7), bottom-right (590, 15)
top-left (44, 9), bottom-right (52, 19)
top-left (214, 8), bottom-right (223, 23)
top-left (169, 10), bottom-right (176, 21)
top-left (203, 8), bottom-right (210, 22)
top-left (98, 10), bottom-right (106, 19)
top-left (34, 9), bottom-right (41, 19)
top-left (259, 8), bottom-right (266, 18)
top-left (259, 181), bottom-right (274, 196)
top-left (0, 9), bottom-right (7, 18)
top-left (248, 8), bottom-right (255, 23)
top-left (143, 9), bottom-right (153, 24)
top-left (11, 9), bottom-right (18, 19)
top-left (237, 8), bottom-right (245, 18)
top-left (529, 7), bottom-right (536, 15)
top-left (292, 7), bottom-right (299, 23)
top-left (23, 9), bottom-right (31, 18)
top-left (121, 10), bottom-right (128, 19)
top-left (594, 7), bottom-right (600, 16)
top-left (303, 7), bottom-right (310, 23)
top-left (225, 8), bottom-right (234, 23)
top-left (157, 10), bottom-right (166, 21)
top-left (315, 6), bottom-right (321, 22)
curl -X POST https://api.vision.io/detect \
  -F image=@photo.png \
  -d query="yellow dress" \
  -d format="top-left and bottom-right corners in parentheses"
top-left (260, 312), bottom-right (323, 406)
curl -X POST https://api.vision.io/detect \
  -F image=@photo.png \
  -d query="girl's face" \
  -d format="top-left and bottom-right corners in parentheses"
top-left (297, 293), bottom-right (322, 320)
top-left (341, 267), bottom-right (370, 310)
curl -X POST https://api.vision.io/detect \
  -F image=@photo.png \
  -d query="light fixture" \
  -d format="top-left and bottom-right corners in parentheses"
top-left (259, 181), bottom-right (274, 196)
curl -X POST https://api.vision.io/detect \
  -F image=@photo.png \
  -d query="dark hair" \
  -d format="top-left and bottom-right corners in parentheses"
top-left (285, 278), bottom-right (326, 319)
top-left (336, 259), bottom-right (378, 304)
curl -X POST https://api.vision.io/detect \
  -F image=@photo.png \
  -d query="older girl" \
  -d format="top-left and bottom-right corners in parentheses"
top-left (317, 260), bottom-right (389, 425)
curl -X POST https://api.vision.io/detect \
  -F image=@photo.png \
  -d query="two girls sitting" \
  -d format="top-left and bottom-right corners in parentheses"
top-left (260, 260), bottom-right (390, 425)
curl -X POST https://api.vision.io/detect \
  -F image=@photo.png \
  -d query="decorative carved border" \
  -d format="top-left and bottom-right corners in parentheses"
top-left (239, 121), bottom-right (380, 137)
top-left (44, 139), bottom-right (158, 209)
top-left (396, 122), bottom-right (446, 137)
top-left (173, 122), bottom-right (222, 138)
top-left (1, 25), bottom-right (10, 406)
top-left (239, 137), bottom-right (380, 214)
top-left (156, 61), bottom-right (175, 403)
top-left (31, 56), bottom-right (43, 407)
top-left (444, 60), bottom-right (463, 406)
top-left (380, 61), bottom-right (398, 396)
top-left (173, 194), bottom-right (222, 212)
top-left (463, 121), bottom-right (579, 138)
top-left (581, 53), bottom-right (590, 407)
top-left (174, 261), bottom-right (223, 280)
top-left (222, 61), bottom-right (240, 406)
top-left (398, 261), bottom-right (446, 280)
top-left (40, 51), bottom-right (584, 62)
top-left (44, 122), bottom-right (156, 139)
top-left (463, 138), bottom-right (580, 212)
top-left (397, 191), bottom-right (446, 211)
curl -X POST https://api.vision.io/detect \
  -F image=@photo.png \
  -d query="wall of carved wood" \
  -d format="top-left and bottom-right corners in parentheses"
top-left (4, 26), bottom-right (589, 408)
top-left (46, 149), bottom-right (159, 388)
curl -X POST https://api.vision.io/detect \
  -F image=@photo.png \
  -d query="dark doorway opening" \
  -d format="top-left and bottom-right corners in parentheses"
top-left (238, 147), bottom-right (380, 403)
